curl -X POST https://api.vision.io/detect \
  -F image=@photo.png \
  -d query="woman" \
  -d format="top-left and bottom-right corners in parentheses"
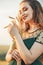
top-left (5, 0), bottom-right (43, 65)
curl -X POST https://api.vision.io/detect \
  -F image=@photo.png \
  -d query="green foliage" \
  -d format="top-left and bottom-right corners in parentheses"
top-left (0, 45), bottom-right (9, 60)
top-left (0, 53), bottom-right (6, 60)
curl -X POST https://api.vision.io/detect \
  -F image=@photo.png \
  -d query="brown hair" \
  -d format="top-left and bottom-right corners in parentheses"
top-left (20, 0), bottom-right (43, 29)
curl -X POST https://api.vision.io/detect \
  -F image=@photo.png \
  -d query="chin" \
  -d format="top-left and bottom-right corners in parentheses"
top-left (23, 19), bottom-right (29, 23)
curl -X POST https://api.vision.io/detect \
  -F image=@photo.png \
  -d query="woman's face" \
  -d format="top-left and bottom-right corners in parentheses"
top-left (18, 2), bottom-right (33, 23)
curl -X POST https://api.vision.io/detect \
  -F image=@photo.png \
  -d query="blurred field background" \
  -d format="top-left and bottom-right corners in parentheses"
top-left (0, 45), bottom-right (43, 65)
top-left (0, 45), bottom-right (9, 65)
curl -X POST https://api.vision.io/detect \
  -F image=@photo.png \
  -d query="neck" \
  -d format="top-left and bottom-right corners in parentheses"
top-left (28, 19), bottom-right (39, 28)
top-left (27, 19), bottom-right (40, 33)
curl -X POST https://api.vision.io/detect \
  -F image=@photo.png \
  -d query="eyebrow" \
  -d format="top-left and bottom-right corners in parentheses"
top-left (19, 6), bottom-right (28, 11)
top-left (23, 6), bottom-right (26, 10)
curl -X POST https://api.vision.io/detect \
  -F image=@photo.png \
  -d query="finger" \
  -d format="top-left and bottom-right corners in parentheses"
top-left (12, 53), bottom-right (21, 61)
top-left (14, 50), bottom-right (21, 59)
top-left (12, 54), bottom-right (18, 61)
top-left (10, 19), bottom-right (16, 25)
top-left (12, 50), bottom-right (21, 60)
top-left (11, 21), bottom-right (15, 25)
top-left (4, 24), bottom-right (12, 29)
top-left (12, 54), bottom-right (21, 61)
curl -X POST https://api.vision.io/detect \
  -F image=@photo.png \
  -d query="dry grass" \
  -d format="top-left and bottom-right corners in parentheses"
top-left (0, 45), bottom-right (9, 65)
top-left (0, 60), bottom-right (8, 65)
top-left (0, 45), bottom-right (9, 54)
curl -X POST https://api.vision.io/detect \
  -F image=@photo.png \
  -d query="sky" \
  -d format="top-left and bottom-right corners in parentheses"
top-left (0, 0), bottom-right (43, 45)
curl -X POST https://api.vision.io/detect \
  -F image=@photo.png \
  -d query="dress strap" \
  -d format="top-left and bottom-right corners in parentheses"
top-left (36, 31), bottom-right (42, 39)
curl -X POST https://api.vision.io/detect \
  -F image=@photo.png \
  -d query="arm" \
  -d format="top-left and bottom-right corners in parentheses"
top-left (5, 39), bottom-right (17, 62)
top-left (5, 39), bottom-right (22, 62)
top-left (5, 44), bottom-right (14, 62)
top-left (7, 22), bottom-right (43, 64)
top-left (13, 31), bottom-right (43, 64)
top-left (6, 49), bottom-right (13, 62)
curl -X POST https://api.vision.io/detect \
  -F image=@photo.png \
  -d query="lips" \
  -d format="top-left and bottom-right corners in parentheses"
top-left (22, 14), bottom-right (27, 20)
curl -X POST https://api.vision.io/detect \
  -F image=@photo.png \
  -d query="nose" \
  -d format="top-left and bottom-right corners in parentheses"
top-left (21, 11), bottom-right (25, 17)
top-left (19, 10), bottom-right (25, 16)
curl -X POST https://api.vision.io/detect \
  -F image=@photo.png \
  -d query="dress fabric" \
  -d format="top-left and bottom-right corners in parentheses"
top-left (8, 30), bottom-right (43, 65)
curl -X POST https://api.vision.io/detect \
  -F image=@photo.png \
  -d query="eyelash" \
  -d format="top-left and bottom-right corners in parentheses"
top-left (19, 8), bottom-right (28, 14)
top-left (23, 8), bottom-right (28, 11)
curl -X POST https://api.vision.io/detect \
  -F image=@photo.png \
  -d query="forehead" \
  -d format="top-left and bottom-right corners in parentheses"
top-left (19, 2), bottom-right (30, 10)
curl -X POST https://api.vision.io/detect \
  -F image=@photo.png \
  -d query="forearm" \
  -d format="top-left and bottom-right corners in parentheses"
top-left (5, 53), bottom-right (13, 62)
top-left (5, 49), bottom-right (13, 62)
top-left (14, 32), bottom-right (32, 64)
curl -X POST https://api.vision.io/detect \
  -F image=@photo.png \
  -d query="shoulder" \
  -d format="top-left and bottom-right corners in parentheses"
top-left (36, 30), bottom-right (43, 44)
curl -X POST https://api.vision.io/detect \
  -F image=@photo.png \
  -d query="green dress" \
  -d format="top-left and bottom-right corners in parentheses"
top-left (8, 30), bottom-right (43, 65)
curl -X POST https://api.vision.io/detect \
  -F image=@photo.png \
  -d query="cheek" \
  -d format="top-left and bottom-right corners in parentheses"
top-left (27, 11), bottom-right (33, 20)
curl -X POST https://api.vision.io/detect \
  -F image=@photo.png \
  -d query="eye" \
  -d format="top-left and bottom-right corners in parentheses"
top-left (23, 7), bottom-right (28, 11)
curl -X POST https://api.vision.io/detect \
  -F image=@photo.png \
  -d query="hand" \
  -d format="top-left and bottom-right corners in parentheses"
top-left (12, 49), bottom-right (21, 61)
top-left (5, 19), bottom-right (19, 38)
